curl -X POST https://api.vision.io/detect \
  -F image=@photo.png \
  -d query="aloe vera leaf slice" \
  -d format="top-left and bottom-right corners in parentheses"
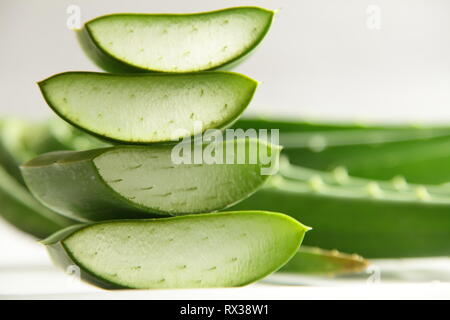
top-left (0, 165), bottom-right (77, 239)
top-left (42, 211), bottom-right (309, 289)
top-left (21, 139), bottom-right (279, 221)
top-left (78, 7), bottom-right (274, 73)
top-left (231, 171), bottom-right (450, 258)
top-left (279, 247), bottom-right (368, 276)
top-left (39, 72), bottom-right (257, 144)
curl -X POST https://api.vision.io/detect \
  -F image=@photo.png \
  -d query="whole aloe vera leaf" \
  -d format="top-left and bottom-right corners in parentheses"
top-left (279, 247), bottom-right (368, 276)
top-left (234, 117), bottom-right (399, 133)
top-left (234, 117), bottom-right (450, 185)
top-left (0, 165), bottom-right (77, 239)
top-left (234, 117), bottom-right (450, 135)
top-left (78, 7), bottom-right (274, 73)
top-left (42, 211), bottom-right (309, 289)
top-left (0, 118), bottom-right (68, 184)
top-left (21, 139), bottom-right (279, 221)
top-left (39, 72), bottom-right (257, 144)
top-left (284, 134), bottom-right (450, 185)
top-left (1, 117), bottom-right (107, 159)
top-left (0, 117), bottom-right (98, 238)
top-left (0, 117), bottom-right (106, 185)
top-left (231, 168), bottom-right (450, 258)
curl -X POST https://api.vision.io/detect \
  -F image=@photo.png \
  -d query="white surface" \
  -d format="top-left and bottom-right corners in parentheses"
top-left (2, 220), bottom-right (450, 299)
top-left (1, 0), bottom-right (450, 122)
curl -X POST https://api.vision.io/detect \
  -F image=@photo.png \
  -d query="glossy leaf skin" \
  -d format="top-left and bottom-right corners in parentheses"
top-left (43, 211), bottom-right (309, 289)
top-left (231, 173), bottom-right (450, 258)
top-left (284, 135), bottom-right (450, 185)
top-left (234, 117), bottom-right (450, 135)
top-left (234, 118), bottom-right (450, 185)
top-left (21, 139), bottom-right (279, 221)
top-left (279, 247), bottom-right (368, 276)
top-left (79, 7), bottom-right (274, 73)
top-left (0, 118), bottom-right (67, 184)
top-left (0, 165), bottom-right (77, 239)
top-left (39, 72), bottom-right (257, 144)
top-left (234, 117), bottom-right (392, 133)
top-left (0, 118), bottom-right (106, 183)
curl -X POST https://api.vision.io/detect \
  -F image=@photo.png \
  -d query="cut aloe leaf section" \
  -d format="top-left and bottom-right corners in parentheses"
top-left (39, 72), bottom-right (257, 144)
top-left (21, 139), bottom-right (279, 221)
top-left (43, 211), bottom-right (309, 289)
top-left (79, 7), bottom-right (274, 73)
top-left (279, 247), bottom-right (368, 276)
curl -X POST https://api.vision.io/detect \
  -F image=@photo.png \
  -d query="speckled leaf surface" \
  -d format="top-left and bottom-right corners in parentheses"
top-left (39, 72), bottom-right (257, 144)
top-left (43, 211), bottom-right (309, 289)
top-left (79, 7), bottom-right (274, 73)
top-left (21, 139), bottom-right (279, 221)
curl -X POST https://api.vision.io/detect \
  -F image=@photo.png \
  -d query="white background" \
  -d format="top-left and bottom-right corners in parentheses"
top-left (1, 0), bottom-right (450, 299)
top-left (1, 0), bottom-right (450, 122)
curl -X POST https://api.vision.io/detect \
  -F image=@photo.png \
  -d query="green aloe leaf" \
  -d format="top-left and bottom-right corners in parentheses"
top-left (43, 211), bottom-right (309, 289)
top-left (39, 72), bottom-right (257, 144)
top-left (0, 165), bottom-right (77, 239)
top-left (279, 247), bottom-right (368, 276)
top-left (231, 163), bottom-right (450, 258)
top-left (234, 117), bottom-right (450, 185)
top-left (0, 117), bottom-right (107, 186)
top-left (0, 118), bottom-right (94, 238)
top-left (78, 7), bottom-right (274, 73)
top-left (0, 118), bottom-right (67, 184)
top-left (21, 139), bottom-right (279, 221)
top-left (284, 135), bottom-right (450, 185)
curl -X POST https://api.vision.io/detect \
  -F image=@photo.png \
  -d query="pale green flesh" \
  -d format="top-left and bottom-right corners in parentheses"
top-left (39, 72), bottom-right (257, 143)
top-left (21, 139), bottom-right (279, 220)
top-left (86, 7), bottom-right (273, 72)
top-left (49, 211), bottom-right (308, 289)
top-left (94, 141), bottom-right (273, 214)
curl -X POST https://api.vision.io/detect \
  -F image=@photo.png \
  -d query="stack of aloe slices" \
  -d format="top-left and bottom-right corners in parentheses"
top-left (10, 6), bottom-right (332, 289)
top-left (8, 114), bottom-right (450, 260)
top-left (0, 128), bottom-right (368, 282)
